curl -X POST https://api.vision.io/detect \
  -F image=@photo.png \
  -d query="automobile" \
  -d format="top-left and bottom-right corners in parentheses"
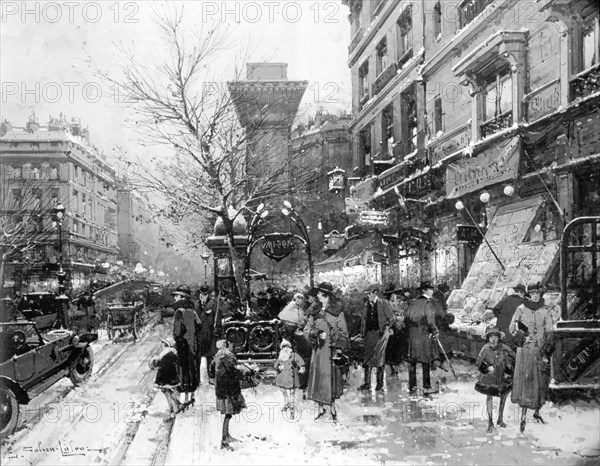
top-left (17, 292), bottom-right (67, 330)
top-left (0, 321), bottom-right (97, 438)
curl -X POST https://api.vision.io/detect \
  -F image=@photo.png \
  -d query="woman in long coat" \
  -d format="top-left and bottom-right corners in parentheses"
top-left (305, 282), bottom-right (349, 421)
top-left (510, 283), bottom-right (555, 433)
top-left (197, 292), bottom-right (221, 380)
top-left (172, 285), bottom-right (200, 406)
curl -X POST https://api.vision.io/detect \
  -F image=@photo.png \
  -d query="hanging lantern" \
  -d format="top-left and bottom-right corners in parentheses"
top-left (327, 167), bottom-right (346, 195)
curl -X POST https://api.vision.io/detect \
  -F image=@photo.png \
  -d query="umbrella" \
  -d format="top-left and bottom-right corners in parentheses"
top-left (365, 327), bottom-right (392, 367)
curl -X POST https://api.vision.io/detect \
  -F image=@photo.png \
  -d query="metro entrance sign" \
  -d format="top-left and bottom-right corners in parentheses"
top-left (261, 232), bottom-right (295, 261)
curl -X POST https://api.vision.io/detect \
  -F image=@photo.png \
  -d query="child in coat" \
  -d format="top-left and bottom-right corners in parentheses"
top-left (274, 339), bottom-right (305, 419)
top-left (475, 326), bottom-right (516, 433)
top-left (149, 338), bottom-right (182, 418)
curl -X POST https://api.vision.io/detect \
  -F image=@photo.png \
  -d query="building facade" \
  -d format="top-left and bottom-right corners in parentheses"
top-left (342, 0), bottom-right (599, 309)
top-left (0, 114), bottom-right (119, 292)
top-left (116, 186), bottom-right (160, 270)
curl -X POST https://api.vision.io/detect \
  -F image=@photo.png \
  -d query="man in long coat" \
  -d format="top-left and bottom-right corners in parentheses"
top-left (493, 284), bottom-right (526, 351)
top-left (358, 284), bottom-right (395, 391)
top-left (197, 290), bottom-right (222, 381)
top-left (404, 281), bottom-right (438, 395)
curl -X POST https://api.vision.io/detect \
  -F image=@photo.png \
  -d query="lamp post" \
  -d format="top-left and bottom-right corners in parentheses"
top-left (244, 203), bottom-right (269, 307)
top-left (199, 252), bottom-right (210, 284)
top-left (455, 199), bottom-right (505, 272)
top-left (52, 203), bottom-right (69, 327)
top-left (282, 200), bottom-right (314, 289)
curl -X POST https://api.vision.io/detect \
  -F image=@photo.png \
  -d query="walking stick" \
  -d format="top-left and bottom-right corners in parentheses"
top-left (435, 335), bottom-right (457, 378)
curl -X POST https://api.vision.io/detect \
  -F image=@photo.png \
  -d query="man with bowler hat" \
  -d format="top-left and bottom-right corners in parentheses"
top-left (358, 283), bottom-right (395, 391)
top-left (404, 281), bottom-right (438, 396)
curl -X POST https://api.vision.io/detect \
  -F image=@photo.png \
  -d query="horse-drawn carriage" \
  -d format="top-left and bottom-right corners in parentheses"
top-left (105, 303), bottom-right (146, 341)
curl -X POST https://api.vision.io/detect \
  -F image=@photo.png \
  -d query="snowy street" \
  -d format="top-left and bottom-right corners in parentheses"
top-left (1, 321), bottom-right (598, 466)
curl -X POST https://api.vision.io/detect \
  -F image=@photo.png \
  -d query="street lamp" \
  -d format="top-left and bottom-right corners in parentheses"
top-left (52, 203), bottom-right (69, 327)
top-left (281, 201), bottom-right (314, 288)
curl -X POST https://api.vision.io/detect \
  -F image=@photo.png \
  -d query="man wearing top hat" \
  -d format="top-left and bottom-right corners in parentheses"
top-left (404, 281), bottom-right (439, 395)
top-left (492, 284), bottom-right (526, 351)
top-left (358, 283), bottom-right (396, 391)
top-left (196, 284), bottom-right (211, 314)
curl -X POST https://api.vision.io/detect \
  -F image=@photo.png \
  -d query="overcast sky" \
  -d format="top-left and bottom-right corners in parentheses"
top-left (1, 0), bottom-right (352, 166)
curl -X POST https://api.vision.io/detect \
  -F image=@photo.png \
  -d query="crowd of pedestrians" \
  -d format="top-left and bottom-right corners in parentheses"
top-left (146, 278), bottom-right (557, 448)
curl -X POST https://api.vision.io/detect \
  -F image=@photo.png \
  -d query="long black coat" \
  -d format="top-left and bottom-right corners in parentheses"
top-left (197, 298), bottom-right (222, 358)
top-left (404, 295), bottom-right (439, 363)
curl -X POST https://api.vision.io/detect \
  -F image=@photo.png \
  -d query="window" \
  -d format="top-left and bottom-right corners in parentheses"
top-left (381, 104), bottom-right (394, 156)
top-left (581, 13), bottom-right (599, 71)
top-left (359, 60), bottom-right (370, 104)
top-left (480, 66), bottom-right (513, 137)
top-left (73, 190), bottom-right (79, 213)
top-left (376, 37), bottom-right (388, 76)
top-left (458, 0), bottom-right (494, 29)
top-left (51, 188), bottom-right (59, 206)
top-left (73, 220), bottom-right (78, 234)
top-left (10, 189), bottom-right (22, 208)
top-left (8, 165), bottom-right (22, 179)
top-left (82, 194), bottom-right (87, 217)
top-left (397, 5), bottom-right (413, 62)
top-left (433, 2), bottom-right (442, 39)
top-left (48, 164), bottom-right (59, 180)
top-left (359, 125), bottom-right (372, 175)
top-left (32, 189), bottom-right (43, 210)
top-left (434, 96), bottom-right (443, 134)
top-left (401, 86), bottom-right (418, 156)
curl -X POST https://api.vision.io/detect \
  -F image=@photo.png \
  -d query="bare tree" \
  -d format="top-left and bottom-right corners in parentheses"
top-left (101, 8), bottom-right (316, 304)
top-left (0, 170), bottom-right (63, 296)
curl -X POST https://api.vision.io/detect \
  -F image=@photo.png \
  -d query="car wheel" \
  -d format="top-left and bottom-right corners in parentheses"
top-left (0, 387), bottom-right (19, 439)
top-left (69, 346), bottom-right (94, 386)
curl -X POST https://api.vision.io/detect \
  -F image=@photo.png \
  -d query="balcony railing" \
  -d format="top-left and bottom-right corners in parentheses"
top-left (348, 26), bottom-right (364, 54)
top-left (372, 62), bottom-right (397, 95)
top-left (570, 63), bottom-right (600, 102)
top-left (397, 48), bottom-right (413, 71)
top-left (480, 110), bottom-right (513, 138)
top-left (458, 0), bottom-right (495, 29)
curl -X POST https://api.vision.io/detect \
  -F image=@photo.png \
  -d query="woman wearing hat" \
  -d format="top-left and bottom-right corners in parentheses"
top-left (149, 338), bottom-right (182, 418)
top-left (305, 282), bottom-right (349, 421)
top-left (509, 283), bottom-right (556, 433)
top-left (172, 284), bottom-right (200, 407)
top-left (475, 326), bottom-right (516, 433)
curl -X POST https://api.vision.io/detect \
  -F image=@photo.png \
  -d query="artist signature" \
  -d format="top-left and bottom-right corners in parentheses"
top-left (3, 441), bottom-right (103, 459)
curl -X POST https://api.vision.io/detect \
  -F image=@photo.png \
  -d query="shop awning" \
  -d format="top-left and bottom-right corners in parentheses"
top-left (447, 195), bottom-right (561, 312)
top-left (315, 234), bottom-right (380, 272)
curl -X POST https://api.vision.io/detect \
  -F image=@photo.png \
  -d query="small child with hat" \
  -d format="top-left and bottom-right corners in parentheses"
top-left (274, 338), bottom-right (306, 419)
top-left (148, 337), bottom-right (182, 418)
top-left (475, 325), bottom-right (516, 433)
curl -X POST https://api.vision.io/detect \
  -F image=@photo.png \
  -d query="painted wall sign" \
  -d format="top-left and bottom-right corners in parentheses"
top-left (446, 137), bottom-right (520, 199)
top-left (358, 210), bottom-right (391, 227)
top-left (261, 233), bottom-right (295, 261)
top-left (526, 79), bottom-right (561, 122)
top-left (429, 124), bottom-right (471, 166)
top-left (558, 337), bottom-right (600, 383)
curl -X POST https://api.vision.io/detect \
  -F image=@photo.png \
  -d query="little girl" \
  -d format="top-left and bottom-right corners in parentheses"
top-left (475, 326), bottom-right (516, 433)
top-left (149, 338), bottom-right (181, 418)
top-left (274, 339), bottom-right (305, 419)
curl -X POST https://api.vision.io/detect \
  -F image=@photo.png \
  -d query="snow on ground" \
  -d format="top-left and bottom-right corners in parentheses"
top-left (160, 361), bottom-right (600, 465)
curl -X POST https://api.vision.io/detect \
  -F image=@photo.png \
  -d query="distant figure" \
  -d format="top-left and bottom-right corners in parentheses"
top-left (278, 293), bottom-right (306, 327)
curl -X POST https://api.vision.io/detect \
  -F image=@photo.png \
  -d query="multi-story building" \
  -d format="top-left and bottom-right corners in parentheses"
top-left (342, 0), bottom-right (599, 309)
top-left (117, 185), bottom-right (160, 269)
top-left (0, 114), bottom-right (119, 292)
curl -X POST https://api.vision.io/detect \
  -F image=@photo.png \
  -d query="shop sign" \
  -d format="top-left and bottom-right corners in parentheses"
top-left (526, 79), bottom-right (560, 122)
top-left (457, 225), bottom-right (481, 243)
top-left (327, 167), bottom-right (346, 194)
top-left (358, 210), bottom-right (390, 227)
top-left (559, 337), bottom-right (600, 383)
top-left (446, 137), bottom-right (520, 199)
top-left (261, 233), bottom-right (295, 262)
